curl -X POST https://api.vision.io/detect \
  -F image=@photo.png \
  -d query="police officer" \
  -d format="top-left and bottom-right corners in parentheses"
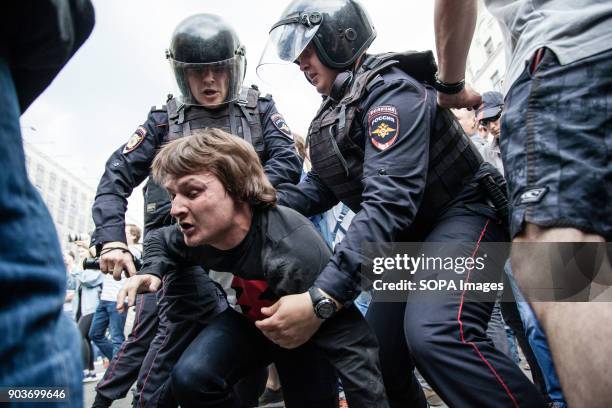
top-left (256, 1), bottom-right (545, 407)
top-left (91, 14), bottom-right (302, 408)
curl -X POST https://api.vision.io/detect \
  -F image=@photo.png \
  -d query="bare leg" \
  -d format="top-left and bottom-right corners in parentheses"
top-left (512, 224), bottom-right (612, 407)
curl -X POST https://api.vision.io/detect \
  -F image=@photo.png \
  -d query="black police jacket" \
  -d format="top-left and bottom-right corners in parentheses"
top-left (277, 66), bottom-right (499, 305)
top-left (91, 96), bottom-right (302, 247)
top-left (141, 205), bottom-right (331, 299)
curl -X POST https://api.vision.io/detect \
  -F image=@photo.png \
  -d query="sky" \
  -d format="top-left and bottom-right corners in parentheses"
top-left (20, 0), bottom-right (436, 226)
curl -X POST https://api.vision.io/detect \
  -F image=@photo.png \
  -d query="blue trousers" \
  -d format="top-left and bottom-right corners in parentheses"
top-left (0, 56), bottom-right (82, 406)
top-left (89, 300), bottom-right (127, 359)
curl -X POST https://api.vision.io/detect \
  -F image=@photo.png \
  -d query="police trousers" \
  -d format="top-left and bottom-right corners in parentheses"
top-left (367, 208), bottom-right (546, 408)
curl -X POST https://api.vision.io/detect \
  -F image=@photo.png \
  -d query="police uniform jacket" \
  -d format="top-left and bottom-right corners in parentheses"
top-left (91, 95), bottom-right (302, 248)
top-left (277, 64), bottom-right (500, 306)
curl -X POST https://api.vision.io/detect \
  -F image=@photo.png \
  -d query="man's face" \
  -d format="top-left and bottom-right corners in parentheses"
top-left (296, 43), bottom-right (339, 96)
top-left (480, 113), bottom-right (501, 140)
top-left (186, 66), bottom-right (229, 107)
top-left (166, 171), bottom-right (239, 247)
top-left (454, 109), bottom-right (477, 135)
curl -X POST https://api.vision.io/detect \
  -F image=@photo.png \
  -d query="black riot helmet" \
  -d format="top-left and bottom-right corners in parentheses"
top-left (166, 14), bottom-right (246, 106)
top-left (259, 0), bottom-right (376, 70)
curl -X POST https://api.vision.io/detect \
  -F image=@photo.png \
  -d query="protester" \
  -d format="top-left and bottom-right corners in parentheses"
top-left (120, 128), bottom-right (387, 408)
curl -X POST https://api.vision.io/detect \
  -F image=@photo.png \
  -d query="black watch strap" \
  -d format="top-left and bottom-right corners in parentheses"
top-left (434, 72), bottom-right (465, 94)
top-left (308, 286), bottom-right (324, 305)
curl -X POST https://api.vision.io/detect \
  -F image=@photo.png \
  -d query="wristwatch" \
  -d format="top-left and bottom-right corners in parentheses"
top-left (308, 287), bottom-right (337, 320)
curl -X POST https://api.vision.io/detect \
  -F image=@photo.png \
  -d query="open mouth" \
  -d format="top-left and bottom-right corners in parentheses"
top-left (179, 222), bottom-right (195, 235)
top-left (203, 89), bottom-right (219, 97)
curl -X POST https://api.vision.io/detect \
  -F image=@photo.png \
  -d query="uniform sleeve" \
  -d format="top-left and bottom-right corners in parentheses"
top-left (90, 111), bottom-right (167, 248)
top-left (314, 77), bottom-right (434, 304)
top-left (139, 225), bottom-right (184, 279)
top-left (276, 170), bottom-right (339, 217)
top-left (258, 98), bottom-right (303, 186)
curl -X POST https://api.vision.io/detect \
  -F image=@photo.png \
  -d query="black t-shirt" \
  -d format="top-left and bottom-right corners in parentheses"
top-left (141, 205), bottom-right (332, 299)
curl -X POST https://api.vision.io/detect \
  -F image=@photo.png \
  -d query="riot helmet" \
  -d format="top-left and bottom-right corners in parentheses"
top-left (258, 0), bottom-right (376, 74)
top-left (167, 14), bottom-right (246, 107)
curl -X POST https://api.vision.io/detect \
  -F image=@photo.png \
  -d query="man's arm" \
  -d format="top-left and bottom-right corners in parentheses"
top-left (117, 225), bottom-right (184, 311)
top-left (314, 76), bottom-right (433, 305)
top-left (258, 97), bottom-right (303, 186)
top-left (434, 0), bottom-right (482, 109)
top-left (276, 170), bottom-right (339, 217)
top-left (90, 110), bottom-right (166, 276)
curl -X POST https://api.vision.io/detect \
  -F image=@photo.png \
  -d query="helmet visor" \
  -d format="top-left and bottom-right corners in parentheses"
top-left (257, 19), bottom-right (320, 84)
top-left (170, 55), bottom-right (245, 107)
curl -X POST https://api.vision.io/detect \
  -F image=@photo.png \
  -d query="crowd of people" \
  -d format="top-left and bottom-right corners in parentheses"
top-left (1, 0), bottom-right (610, 407)
top-left (62, 225), bottom-right (142, 384)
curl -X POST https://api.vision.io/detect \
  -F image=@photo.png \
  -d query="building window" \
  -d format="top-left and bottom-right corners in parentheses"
top-left (484, 37), bottom-right (494, 58)
top-left (490, 70), bottom-right (502, 91)
top-left (34, 164), bottom-right (45, 189)
top-left (57, 207), bottom-right (66, 226)
top-left (49, 172), bottom-right (57, 192)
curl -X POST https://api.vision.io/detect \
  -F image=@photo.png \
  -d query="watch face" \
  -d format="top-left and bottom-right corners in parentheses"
top-left (315, 299), bottom-right (336, 319)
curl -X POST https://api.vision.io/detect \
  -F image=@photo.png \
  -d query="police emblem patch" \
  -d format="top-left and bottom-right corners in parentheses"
top-left (368, 105), bottom-right (399, 151)
top-left (123, 126), bottom-right (147, 154)
top-left (271, 113), bottom-right (293, 139)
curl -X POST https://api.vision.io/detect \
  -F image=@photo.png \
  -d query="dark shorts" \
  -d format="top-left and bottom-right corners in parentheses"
top-left (501, 47), bottom-right (612, 239)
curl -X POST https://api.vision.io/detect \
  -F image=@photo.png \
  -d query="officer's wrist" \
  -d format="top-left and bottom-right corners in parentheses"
top-left (317, 288), bottom-right (342, 310)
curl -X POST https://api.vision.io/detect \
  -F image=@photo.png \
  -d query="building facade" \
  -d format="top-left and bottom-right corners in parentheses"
top-left (465, 2), bottom-right (506, 94)
top-left (23, 140), bottom-right (96, 249)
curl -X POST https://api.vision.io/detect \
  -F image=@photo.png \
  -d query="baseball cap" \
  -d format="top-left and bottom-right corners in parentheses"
top-left (475, 91), bottom-right (504, 121)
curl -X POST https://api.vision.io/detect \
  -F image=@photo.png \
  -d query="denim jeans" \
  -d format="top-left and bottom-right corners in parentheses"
top-left (0, 56), bottom-right (82, 406)
top-left (89, 300), bottom-right (127, 359)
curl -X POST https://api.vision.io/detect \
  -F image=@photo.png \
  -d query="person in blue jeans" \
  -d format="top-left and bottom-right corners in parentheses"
top-left (88, 280), bottom-right (128, 359)
top-left (0, 2), bottom-right (94, 406)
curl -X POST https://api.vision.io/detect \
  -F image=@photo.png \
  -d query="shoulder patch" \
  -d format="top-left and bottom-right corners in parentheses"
top-left (368, 105), bottom-right (399, 151)
top-left (271, 113), bottom-right (293, 139)
top-left (123, 126), bottom-right (147, 154)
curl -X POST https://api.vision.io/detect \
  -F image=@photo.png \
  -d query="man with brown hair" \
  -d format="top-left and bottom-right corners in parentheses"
top-left (120, 128), bottom-right (387, 408)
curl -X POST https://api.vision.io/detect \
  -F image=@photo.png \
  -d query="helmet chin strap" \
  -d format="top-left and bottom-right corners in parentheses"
top-left (329, 70), bottom-right (353, 102)
top-left (328, 52), bottom-right (366, 102)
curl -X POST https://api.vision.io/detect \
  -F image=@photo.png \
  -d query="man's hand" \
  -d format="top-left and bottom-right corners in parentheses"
top-left (255, 292), bottom-right (323, 349)
top-left (100, 241), bottom-right (136, 280)
top-left (437, 86), bottom-right (482, 109)
top-left (116, 274), bottom-right (161, 313)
